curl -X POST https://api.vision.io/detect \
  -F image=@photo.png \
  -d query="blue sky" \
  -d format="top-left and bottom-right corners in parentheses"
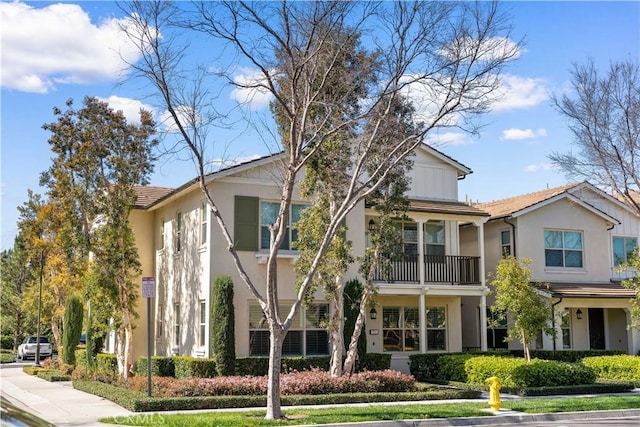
top-left (1, 1), bottom-right (639, 251)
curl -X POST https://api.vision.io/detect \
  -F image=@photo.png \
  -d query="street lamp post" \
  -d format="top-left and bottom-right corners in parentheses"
top-left (34, 251), bottom-right (44, 367)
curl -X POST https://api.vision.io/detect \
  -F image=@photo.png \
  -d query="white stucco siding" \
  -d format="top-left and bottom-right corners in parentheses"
top-left (515, 198), bottom-right (613, 283)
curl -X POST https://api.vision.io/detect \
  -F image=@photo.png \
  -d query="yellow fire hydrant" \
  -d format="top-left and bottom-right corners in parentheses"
top-left (486, 376), bottom-right (501, 411)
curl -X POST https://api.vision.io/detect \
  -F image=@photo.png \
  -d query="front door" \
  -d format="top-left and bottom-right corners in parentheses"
top-left (588, 308), bottom-right (605, 350)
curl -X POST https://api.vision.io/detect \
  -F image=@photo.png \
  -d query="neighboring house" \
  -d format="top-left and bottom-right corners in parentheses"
top-left (460, 182), bottom-right (640, 355)
top-left (124, 145), bottom-right (490, 373)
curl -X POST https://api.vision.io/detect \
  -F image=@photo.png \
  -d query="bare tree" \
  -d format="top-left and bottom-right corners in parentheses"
top-left (550, 59), bottom-right (640, 213)
top-left (121, 0), bottom-right (519, 419)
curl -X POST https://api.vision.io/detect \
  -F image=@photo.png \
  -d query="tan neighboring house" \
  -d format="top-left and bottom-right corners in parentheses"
top-left (460, 182), bottom-right (640, 355)
top-left (121, 145), bottom-right (490, 373)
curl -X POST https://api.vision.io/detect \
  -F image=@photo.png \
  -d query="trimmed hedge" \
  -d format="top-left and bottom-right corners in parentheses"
top-left (38, 371), bottom-right (72, 382)
top-left (514, 349), bottom-right (626, 363)
top-left (581, 355), bottom-right (640, 385)
top-left (135, 356), bottom-right (175, 377)
top-left (360, 353), bottom-right (392, 371)
top-left (173, 356), bottom-right (217, 379)
top-left (465, 356), bottom-right (527, 387)
top-left (510, 359), bottom-right (595, 387)
top-left (96, 353), bottom-right (118, 373)
top-left (436, 354), bottom-right (476, 383)
top-left (72, 379), bottom-right (480, 412)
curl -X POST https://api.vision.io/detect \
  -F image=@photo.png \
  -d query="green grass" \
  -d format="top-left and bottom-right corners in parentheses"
top-left (102, 395), bottom-right (640, 426)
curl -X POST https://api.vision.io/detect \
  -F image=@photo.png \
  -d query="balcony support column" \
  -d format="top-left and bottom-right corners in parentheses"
top-left (477, 220), bottom-right (488, 351)
top-left (418, 220), bottom-right (425, 286)
top-left (419, 290), bottom-right (427, 353)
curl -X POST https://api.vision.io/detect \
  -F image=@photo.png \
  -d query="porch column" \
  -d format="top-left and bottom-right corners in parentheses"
top-left (419, 291), bottom-right (427, 353)
top-left (477, 220), bottom-right (488, 351)
top-left (418, 220), bottom-right (425, 286)
top-left (624, 308), bottom-right (640, 355)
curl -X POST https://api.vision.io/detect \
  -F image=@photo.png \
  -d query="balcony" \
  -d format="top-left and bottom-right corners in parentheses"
top-left (373, 254), bottom-right (481, 285)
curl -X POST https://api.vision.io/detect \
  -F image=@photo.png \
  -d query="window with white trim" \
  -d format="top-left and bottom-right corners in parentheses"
top-left (260, 202), bottom-right (309, 250)
top-left (561, 308), bottom-right (571, 349)
top-left (500, 229), bottom-right (512, 257)
top-left (426, 306), bottom-right (447, 351)
top-left (174, 302), bottom-right (180, 347)
top-left (425, 220), bottom-right (445, 256)
top-left (248, 302), bottom-right (329, 356)
top-left (544, 230), bottom-right (583, 268)
top-left (382, 306), bottom-right (419, 352)
top-left (200, 202), bottom-right (208, 245)
top-left (156, 304), bottom-right (163, 338)
top-left (160, 218), bottom-right (165, 250)
top-left (175, 212), bottom-right (182, 253)
top-left (613, 236), bottom-right (637, 267)
top-left (198, 300), bottom-right (206, 347)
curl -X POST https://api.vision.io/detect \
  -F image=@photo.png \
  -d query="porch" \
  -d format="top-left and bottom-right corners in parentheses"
top-left (374, 254), bottom-right (481, 285)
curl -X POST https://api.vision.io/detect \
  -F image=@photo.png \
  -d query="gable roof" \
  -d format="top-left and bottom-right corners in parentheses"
top-left (476, 182), bottom-right (620, 225)
top-left (134, 186), bottom-right (174, 208)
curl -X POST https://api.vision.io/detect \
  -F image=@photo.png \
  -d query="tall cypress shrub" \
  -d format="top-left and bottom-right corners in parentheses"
top-left (343, 279), bottom-right (367, 369)
top-left (62, 295), bottom-right (83, 365)
top-left (210, 275), bottom-right (236, 376)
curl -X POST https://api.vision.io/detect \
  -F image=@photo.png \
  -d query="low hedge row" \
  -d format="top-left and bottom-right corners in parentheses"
top-left (134, 353), bottom-right (391, 378)
top-left (72, 380), bottom-right (480, 412)
top-left (503, 381), bottom-right (635, 396)
top-left (581, 355), bottom-right (640, 385)
top-left (37, 371), bottom-right (72, 382)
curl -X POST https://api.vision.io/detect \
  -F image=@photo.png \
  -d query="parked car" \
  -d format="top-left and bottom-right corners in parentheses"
top-left (16, 336), bottom-right (52, 362)
top-left (1, 396), bottom-right (54, 427)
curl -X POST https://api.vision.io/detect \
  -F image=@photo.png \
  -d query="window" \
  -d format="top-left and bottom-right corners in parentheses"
top-left (260, 202), bottom-right (308, 250)
top-left (613, 237), bottom-right (637, 267)
top-left (160, 218), bottom-right (165, 250)
top-left (425, 220), bottom-right (445, 256)
top-left (561, 308), bottom-right (571, 349)
top-left (487, 309), bottom-right (508, 350)
top-left (175, 212), bottom-right (182, 253)
top-left (382, 307), bottom-right (419, 352)
top-left (544, 230), bottom-right (583, 268)
top-left (200, 202), bottom-right (208, 245)
top-left (500, 230), bottom-right (512, 257)
top-left (156, 304), bottom-right (163, 338)
top-left (199, 300), bottom-right (206, 347)
top-left (426, 306), bottom-right (447, 351)
top-left (174, 303), bottom-right (180, 347)
top-left (249, 302), bottom-right (328, 356)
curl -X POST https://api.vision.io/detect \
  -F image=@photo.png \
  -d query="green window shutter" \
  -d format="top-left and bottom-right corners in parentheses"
top-left (234, 196), bottom-right (259, 251)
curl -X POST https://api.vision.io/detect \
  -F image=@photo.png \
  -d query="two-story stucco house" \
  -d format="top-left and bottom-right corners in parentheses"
top-left (122, 144), bottom-right (490, 373)
top-left (460, 182), bottom-right (640, 355)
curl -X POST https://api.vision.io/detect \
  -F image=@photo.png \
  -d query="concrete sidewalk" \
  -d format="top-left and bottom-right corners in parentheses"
top-left (1, 362), bottom-right (131, 426)
top-left (2, 361), bottom-right (640, 427)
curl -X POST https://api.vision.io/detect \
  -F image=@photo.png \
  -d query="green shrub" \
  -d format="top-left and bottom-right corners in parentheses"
top-left (38, 371), bottom-right (72, 382)
top-left (508, 382), bottom-right (634, 396)
top-left (510, 359), bottom-right (595, 387)
top-left (359, 353), bottom-right (391, 371)
top-left (409, 353), bottom-right (445, 381)
top-left (512, 349), bottom-right (625, 362)
top-left (62, 295), bottom-right (83, 365)
top-left (210, 275), bottom-right (236, 376)
top-left (96, 353), bottom-right (118, 373)
top-left (173, 356), bottom-right (217, 379)
top-left (1, 334), bottom-right (15, 350)
top-left (236, 357), bottom-right (269, 376)
top-left (465, 356), bottom-right (526, 387)
top-left (581, 355), bottom-right (640, 384)
top-left (437, 354), bottom-right (475, 382)
top-left (136, 356), bottom-right (175, 377)
top-left (236, 356), bottom-right (335, 376)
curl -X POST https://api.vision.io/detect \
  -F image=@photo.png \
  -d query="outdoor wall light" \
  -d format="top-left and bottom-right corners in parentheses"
top-left (368, 219), bottom-right (376, 230)
top-left (370, 308), bottom-right (377, 320)
top-left (576, 309), bottom-right (583, 320)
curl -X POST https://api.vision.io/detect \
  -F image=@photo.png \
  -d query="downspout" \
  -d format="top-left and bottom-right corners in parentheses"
top-left (551, 297), bottom-right (563, 351)
top-left (503, 217), bottom-right (517, 257)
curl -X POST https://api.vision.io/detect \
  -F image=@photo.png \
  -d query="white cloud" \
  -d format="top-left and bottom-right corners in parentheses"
top-left (501, 128), bottom-right (548, 141)
top-left (441, 36), bottom-right (523, 63)
top-left (524, 163), bottom-right (557, 173)
top-left (230, 68), bottom-right (273, 110)
top-left (491, 74), bottom-right (549, 112)
top-left (424, 132), bottom-right (474, 147)
top-left (0, 2), bottom-right (141, 93)
top-left (98, 96), bottom-right (156, 125)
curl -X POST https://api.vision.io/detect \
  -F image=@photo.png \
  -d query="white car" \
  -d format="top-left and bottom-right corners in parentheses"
top-left (16, 336), bottom-right (52, 362)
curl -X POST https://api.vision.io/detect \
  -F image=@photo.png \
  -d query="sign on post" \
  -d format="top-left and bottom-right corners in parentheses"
top-left (142, 276), bottom-right (156, 299)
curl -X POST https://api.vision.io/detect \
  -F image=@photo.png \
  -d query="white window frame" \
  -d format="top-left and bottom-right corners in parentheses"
top-left (561, 308), bottom-right (571, 349)
top-left (198, 300), bottom-right (206, 348)
top-left (500, 229), bottom-right (512, 258)
top-left (424, 220), bottom-right (445, 256)
top-left (157, 304), bottom-right (164, 338)
top-left (200, 202), bottom-right (208, 246)
top-left (381, 306), bottom-right (420, 352)
top-left (174, 302), bottom-right (180, 348)
top-left (175, 212), bottom-right (182, 253)
top-left (426, 306), bottom-right (447, 351)
top-left (259, 202), bottom-right (308, 251)
top-left (612, 236), bottom-right (637, 267)
top-left (544, 229), bottom-right (584, 269)
top-left (160, 218), bottom-right (165, 250)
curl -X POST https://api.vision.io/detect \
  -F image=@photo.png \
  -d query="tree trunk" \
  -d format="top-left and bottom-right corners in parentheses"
top-left (51, 316), bottom-right (62, 356)
top-left (343, 288), bottom-right (372, 375)
top-left (329, 276), bottom-right (345, 377)
top-left (266, 326), bottom-right (285, 420)
top-left (120, 286), bottom-right (133, 378)
top-left (521, 329), bottom-right (530, 362)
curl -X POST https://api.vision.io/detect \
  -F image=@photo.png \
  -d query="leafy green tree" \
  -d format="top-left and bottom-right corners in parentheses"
top-left (62, 295), bottom-right (83, 365)
top-left (490, 256), bottom-right (555, 362)
top-left (621, 250), bottom-right (640, 329)
top-left (0, 235), bottom-right (33, 349)
top-left (39, 97), bottom-right (158, 377)
top-left (210, 276), bottom-right (236, 376)
top-left (124, 0), bottom-right (519, 418)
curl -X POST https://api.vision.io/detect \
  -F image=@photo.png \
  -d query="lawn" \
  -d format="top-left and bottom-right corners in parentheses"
top-left (102, 395), bottom-right (640, 426)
